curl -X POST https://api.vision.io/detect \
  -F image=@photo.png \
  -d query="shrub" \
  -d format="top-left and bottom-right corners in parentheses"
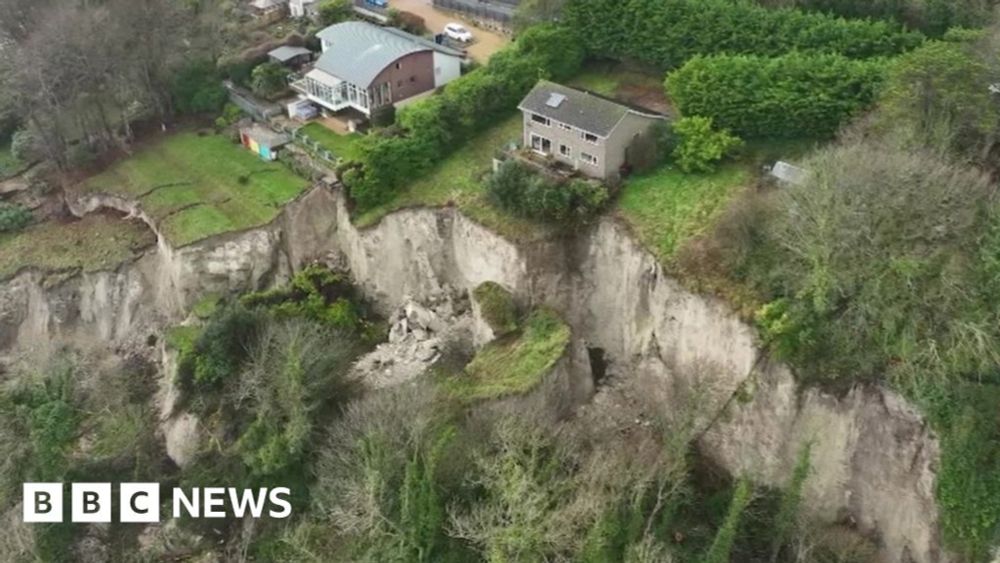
top-left (10, 129), bottom-right (40, 163)
top-left (171, 59), bottom-right (227, 115)
top-left (667, 52), bottom-right (886, 139)
top-left (214, 103), bottom-right (244, 130)
top-left (563, 0), bottom-right (923, 69)
top-left (0, 203), bottom-right (32, 233)
top-left (177, 304), bottom-right (265, 387)
top-left (472, 281), bottom-right (518, 335)
top-left (671, 117), bottom-right (742, 173)
top-left (486, 160), bottom-right (609, 222)
top-left (388, 9), bottom-right (426, 35)
top-left (317, 0), bottom-right (352, 25)
top-left (251, 62), bottom-right (291, 99)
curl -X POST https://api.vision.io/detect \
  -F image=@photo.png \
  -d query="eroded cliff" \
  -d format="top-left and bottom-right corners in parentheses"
top-left (0, 185), bottom-right (952, 562)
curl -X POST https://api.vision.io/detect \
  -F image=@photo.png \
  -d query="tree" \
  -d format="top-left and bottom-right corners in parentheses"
top-left (250, 62), bottom-right (290, 99)
top-left (171, 59), bottom-right (227, 115)
top-left (879, 40), bottom-right (999, 161)
top-left (671, 117), bottom-right (742, 173)
top-left (702, 479), bottom-right (753, 563)
top-left (318, 0), bottom-right (352, 25)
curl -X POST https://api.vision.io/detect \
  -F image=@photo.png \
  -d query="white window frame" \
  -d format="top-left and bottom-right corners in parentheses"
top-left (558, 122), bottom-right (573, 132)
top-left (531, 113), bottom-right (551, 127)
top-left (582, 131), bottom-right (599, 144)
top-left (530, 133), bottom-right (551, 155)
top-left (580, 151), bottom-right (598, 166)
top-left (559, 144), bottom-right (571, 158)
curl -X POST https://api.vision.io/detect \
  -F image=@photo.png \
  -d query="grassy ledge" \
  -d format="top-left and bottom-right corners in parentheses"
top-left (446, 308), bottom-right (570, 402)
top-left (0, 214), bottom-right (154, 281)
top-left (79, 132), bottom-right (309, 247)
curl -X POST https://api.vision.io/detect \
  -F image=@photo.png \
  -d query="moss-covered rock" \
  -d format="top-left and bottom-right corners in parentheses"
top-left (446, 308), bottom-right (570, 403)
top-left (472, 281), bottom-right (518, 336)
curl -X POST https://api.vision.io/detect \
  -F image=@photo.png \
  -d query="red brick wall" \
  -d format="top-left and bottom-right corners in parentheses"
top-left (368, 50), bottom-right (435, 105)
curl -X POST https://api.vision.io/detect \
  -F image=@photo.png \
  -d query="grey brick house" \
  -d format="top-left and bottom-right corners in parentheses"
top-left (517, 80), bottom-right (667, 181)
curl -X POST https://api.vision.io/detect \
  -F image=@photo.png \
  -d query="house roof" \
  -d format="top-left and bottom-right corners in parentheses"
top-left (518, 80), bottom-right (665, 137)
top-left (314, 21), bottom-right (464, 87)
top-left (770, 161), bottom-right (810, 186)
top-left (269, 45), bottom-right (312, 62)
top-left (251, 0), bottom-right (284, 9)
top-left (241, 124), bottom-right (290, 147)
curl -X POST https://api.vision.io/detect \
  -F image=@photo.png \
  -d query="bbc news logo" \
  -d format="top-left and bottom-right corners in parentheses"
top-left (23, 483), bottom-right (292, 523)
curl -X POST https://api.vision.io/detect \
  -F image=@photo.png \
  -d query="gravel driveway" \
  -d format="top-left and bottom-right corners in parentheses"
top-left (390, 0), bottom-right (511, 62)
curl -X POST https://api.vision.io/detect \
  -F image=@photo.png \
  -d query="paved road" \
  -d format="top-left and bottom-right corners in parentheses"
top-left (390, 0), bottom-right (510, 62)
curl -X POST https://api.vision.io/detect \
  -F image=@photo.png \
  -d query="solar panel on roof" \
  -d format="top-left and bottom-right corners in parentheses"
top-left (546, 93), bottom-right (566, 108)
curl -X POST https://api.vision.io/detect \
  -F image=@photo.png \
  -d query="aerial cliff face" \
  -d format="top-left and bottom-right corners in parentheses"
top-left (0, 186), bottom-right (952, 563)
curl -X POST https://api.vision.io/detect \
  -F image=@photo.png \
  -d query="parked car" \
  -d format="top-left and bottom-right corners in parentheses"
top-left (444, 22), bottom-right (473, 42)
top-left (366, 0), bottom-right (388, 8)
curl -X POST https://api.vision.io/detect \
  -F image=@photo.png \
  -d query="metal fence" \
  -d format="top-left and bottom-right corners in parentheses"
top-left (432, 0), bottom-right (517, 26)
top-left (281, 125), bottom-right (338, 164)
top-left (224, 82), bottom-right (283, 121)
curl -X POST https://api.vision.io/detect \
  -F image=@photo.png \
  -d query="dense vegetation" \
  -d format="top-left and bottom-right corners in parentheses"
top-left (756, 0), bottom-right (998, 36)
top-left (679, 31), bottom-right (1000, 557)
top-left (486, 160), bottom-right (609, 223)
top-left (667, 53), bottom-right (887, 138)
top-left (562, 0), bottom-right (924, 69)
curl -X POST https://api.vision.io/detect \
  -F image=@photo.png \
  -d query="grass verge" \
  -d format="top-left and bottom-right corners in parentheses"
top-left (79, 132), bottom-right (309, 247)
top-left (445, 308), bottom-right (570, 402)
top-left (0, 214), bottom-right (154, 280)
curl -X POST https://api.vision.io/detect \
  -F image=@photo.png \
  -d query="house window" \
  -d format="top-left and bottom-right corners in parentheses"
top-left (559, 123), bottom-right (573, 132)
top-left (531, 113), bottom-right (551, 126)
top-left (559, 144), bottom-right (571, 157)
top-left (582, 132), bottom-right (599, 144)
top-left (581, 152), bottom-right (598, 166)
top-left (530, 134), bottom-right (552, 154)
top-left (395, 62), bottom-right (402, 69)
top-left (410, 76), bottom-right (416, 82)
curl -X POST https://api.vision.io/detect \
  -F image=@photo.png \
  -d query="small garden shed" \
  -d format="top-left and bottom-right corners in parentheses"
top-left (240, 125), bottom-right (291, 161)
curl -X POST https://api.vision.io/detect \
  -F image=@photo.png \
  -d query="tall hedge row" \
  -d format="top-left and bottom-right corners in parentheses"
top-left (666, 52), bottom-right (887, 138)
top-left (562, 0), bottom-right (924, 69)
top-left (343, 25), bottom-right (584, 210)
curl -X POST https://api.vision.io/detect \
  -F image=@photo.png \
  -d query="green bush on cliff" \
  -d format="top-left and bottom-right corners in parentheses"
top-left (472, 281), bottom-right (518, 335)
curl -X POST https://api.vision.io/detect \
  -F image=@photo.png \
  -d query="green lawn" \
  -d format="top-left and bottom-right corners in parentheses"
top-left (569, 63), bottom-right (672, 115)
top-left (0, 214), bottom-right (154, 280)
top-left (444, 309), bottom-right (570, 403)
top-left (615, 165), bottom-right (748, 264)
top-left (355, 114), bottom-right (555, 241)
top-left (299, 123), bottom-right (364, 162)
top-left (79, 132), bottom-right (309, 247)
